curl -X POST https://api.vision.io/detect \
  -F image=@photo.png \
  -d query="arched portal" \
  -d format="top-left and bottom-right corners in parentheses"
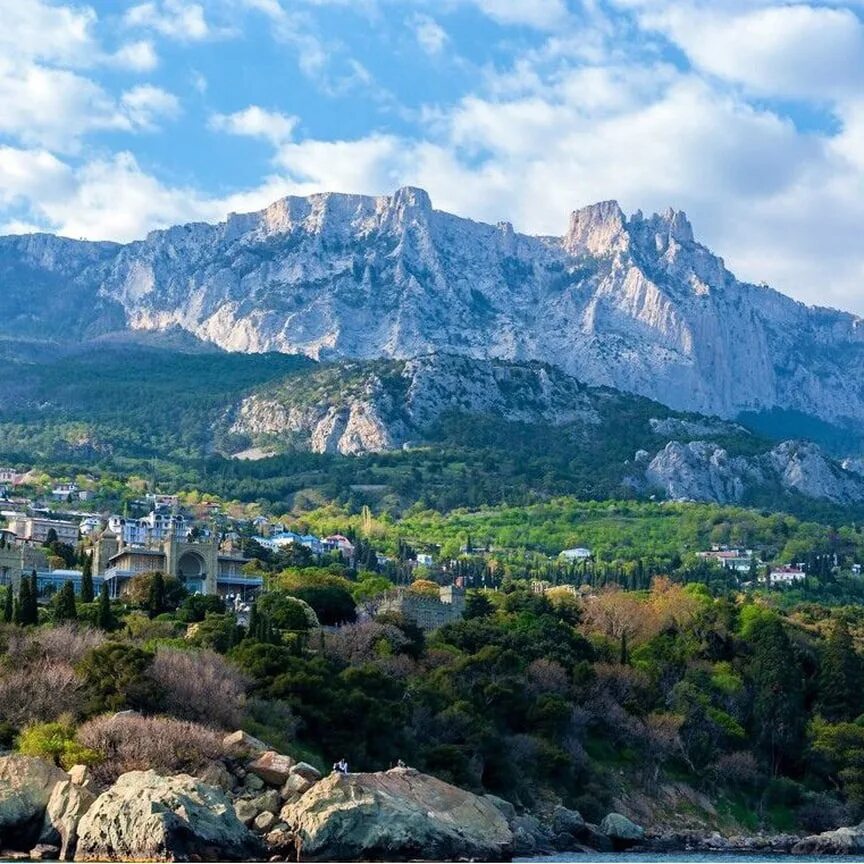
top-left (177, 550), bottom-right (206, 584)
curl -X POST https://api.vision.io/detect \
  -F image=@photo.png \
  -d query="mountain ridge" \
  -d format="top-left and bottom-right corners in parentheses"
top-left (2, 186), bottom-right (863, 427)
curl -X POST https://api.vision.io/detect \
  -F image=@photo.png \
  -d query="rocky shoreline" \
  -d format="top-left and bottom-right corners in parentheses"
top-left (2, 734), bottom-right (863, 861)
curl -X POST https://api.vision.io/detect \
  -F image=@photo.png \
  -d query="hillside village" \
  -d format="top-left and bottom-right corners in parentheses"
top-left (0, 463), bottom-right (858, 633)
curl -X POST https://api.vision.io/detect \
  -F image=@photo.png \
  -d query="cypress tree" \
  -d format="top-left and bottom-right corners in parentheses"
top-left (819, 618), bottom-right (863, 722)
top-left (54, 580), bottom-right (77, 623)
top-left (96, 583), bottom-right (113, 631)
top-left (24, 570), bottom-right (39, 625)
top-left (16, 579), bottom-right (30, 626)
top-left (2, 585), bottom-right (12, 623)
top-left (147, 572), bottom-right (166, 618)
top-left (80, 554), bottom-right (94, 604)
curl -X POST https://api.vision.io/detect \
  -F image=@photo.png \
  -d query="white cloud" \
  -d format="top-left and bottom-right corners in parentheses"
top-left (124, 0), bottom-right (211, 41)
top-left (411, 14), bottom-right (448, 55)
top-left (120, 85), bottom-right (182, 130)
top-left (210, 107), bottom-right (298, 145)
top-left (109, 40), bottom-right (160, 72)
top-left (463, 0), bottom-right (569, 29)
top-left (636, 3), bottom-right (864, 100)
top-left (0, 0), bottom-right (98, 67)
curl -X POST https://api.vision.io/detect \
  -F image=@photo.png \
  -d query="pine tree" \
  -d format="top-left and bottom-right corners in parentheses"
top-left (96, 583), bottom-right (113, 631)
top-left (2, 585), bottom-right (12, 623)
top-left (80, 554), bottom-right (94, 604)
top-left (54, 581), bottom-right (77, 623)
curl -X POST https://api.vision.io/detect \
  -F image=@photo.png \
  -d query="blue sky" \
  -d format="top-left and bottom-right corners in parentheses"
top-left (1, 0), bottom-right (864, 312)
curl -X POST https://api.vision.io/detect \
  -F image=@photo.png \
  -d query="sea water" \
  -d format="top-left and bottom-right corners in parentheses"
top-left (520, 855), bottom-right (862, 863)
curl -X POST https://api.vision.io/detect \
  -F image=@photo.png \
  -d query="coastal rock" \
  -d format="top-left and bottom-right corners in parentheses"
top-left (0, 756), bottom-right (68, 850)
top-left (289, 762), bottom-right (322, 783)
top-left (551, 804), bottom-right (585, 836)
top-left (280, 767), bottom-right (512, 861)
top-left (222, 730), bottom-right (268, 755)
top-left (28, 844), bottom-right (60, 861)
top-left (39, 780), bottom-right (96, 861)
top-left (74, 770), bottom-right (262, 862)
top-left (793, 824), bottom-right (864, 855)
top-left (247, 751), bottom-right (295, 787)
top-left (599, 812), bottom-right (645, 848)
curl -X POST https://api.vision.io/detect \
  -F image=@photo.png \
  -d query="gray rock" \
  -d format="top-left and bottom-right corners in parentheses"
top-left (197, 761), bottom-right (234, 792)
top-left (0, 756), bottom-right (68, 850)
top-left (39, 780), bottom-right (95, 861)
top-left (793, 824), bottom-right (864, 855)
top-left (250, 790), bottom-right (281, 815)
top-left (289, 762), bottom-right (322, 783)
top-left (599, 812), bottom-right (645, 848)
top-left (253, 811), bottom-right (276, 833)
top-left (74, 770), bottom-right (262, 862)
top-left (551, 805), bottom-right (585, 836)
top-left (243, 773), bottom-right (265, 792)
top-left (233, 799), bottom-right (258, 827)
top-left (280, 767), bottom-right (512, 861)
top-left (280, 773), bottom-right (311, 801)
top-left (483, 794), bottom-right (516, 822)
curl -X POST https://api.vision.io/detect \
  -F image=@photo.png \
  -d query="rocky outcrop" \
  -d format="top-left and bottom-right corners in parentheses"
top-left (644, 438), bottom-right (864, 504)
top-left (600, 812), bottom-right (645, 849)
top-left (793, 824), bottom-right (864, 855)
top-left (74, 770), bottom-right (262, 862)
top-left (5, 187), bottom-right (864, 428)
top-left (0, 756), bottom-right (68, 850)
top-left (280, 767), bottom-right (512, 861)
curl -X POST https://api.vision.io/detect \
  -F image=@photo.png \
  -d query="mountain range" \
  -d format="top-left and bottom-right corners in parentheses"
top-left (3, 186), bottom-right (864, 427)
top-left (2, 187), bottom-right (864, 508)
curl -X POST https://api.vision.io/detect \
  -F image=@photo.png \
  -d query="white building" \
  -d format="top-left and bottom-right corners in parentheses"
top-left (559, 547), bottom-right (592, 562)
top-left (767, 566), bottom-right (806, 585)
top-left (108, 507), bottom-right (189, 545)
top-left (8, 516), bottom-right (78, 545)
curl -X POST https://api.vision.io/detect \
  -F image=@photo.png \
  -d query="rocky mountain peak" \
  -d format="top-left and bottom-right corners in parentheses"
top-left (563, 199), bottom-right (628, 256)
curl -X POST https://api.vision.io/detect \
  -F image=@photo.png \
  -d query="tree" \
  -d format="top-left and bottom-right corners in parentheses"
top-left (44, 528), bottom-right (58, 546)
top-left (80, 554), bottom-right (94, 604)
top-left (464, 590), bottom-right (495, 619)
top-left (16, 574), bottom-right (37, 626)
top-left (96, 583), bottom-right (114, 631)
top-left (2, 585), bottom-right (12, 624)
top-left (747, 615), bottom-right (806, 775)
top-left (147, 571), bottom-right (166, 618)
top-left (77, 643), bottom-right (157, 714)
top-left (818, 618), bottom-right (863, 722)
top-left (54, 581), bottom-right (77, 623)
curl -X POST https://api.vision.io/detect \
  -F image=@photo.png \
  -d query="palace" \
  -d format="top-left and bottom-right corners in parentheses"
top-left (92, 529), bottom-right (261, 599)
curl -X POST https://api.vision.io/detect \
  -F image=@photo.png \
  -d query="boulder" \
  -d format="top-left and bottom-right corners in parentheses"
top-left (232, 799), bottom-right (258, 827)
top-left (551, 805), bottom-right (585, 837)
top-left (39, 780), bottom-right (96, 861)
top-left (197, 761), bottom-right (234, 793)
top-left (263, 828), bottom-right (301, 858)
top-left (483, 794), bottom-right (516, 822)
top-left (247, 751), bottom-right (295, 787)
top-left (280, 773), bottom-right (312, 802)
top-left (793, 824), bottom-right (864, 855)
top-left (253, 811), bottom-right (276, 833)
top-left (222, 730), bottom-right (269, 756)
top-left (74, 770), bottom-right (262, 862)
top-left (0, 756), bottom-right (68, 850)
top-left (250, 790), bottom-right (281, 815)
top-left (510, 814), bottom-right (552, 854)
top-left (243, 773), bottom-right (265, 792)
top-left (65, 767), bottom-right (92, 790)
top-left (599, 812), bottom-right (645, 848)
top-left (290, 762), bottom-right (322, 783)
top-left (280, 767), bottom-right (512, 861)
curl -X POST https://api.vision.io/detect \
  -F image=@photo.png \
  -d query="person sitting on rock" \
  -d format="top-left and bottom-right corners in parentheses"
top-left (333, 758), bottom-right (349, 774)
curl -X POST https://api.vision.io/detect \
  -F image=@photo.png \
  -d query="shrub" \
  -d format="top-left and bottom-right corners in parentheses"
top-left (150, 647), bottom-right (248, 729)
top-left (17, 721), bottom-right (99, 770)
top-left (76, 714), bottom-right (225, 787)
top-left (178, 594), bottom-right (226, 623)
top-left (76, 643), bottom-right (157, 715)
top-left (185, 614), bottom-right (243, 653)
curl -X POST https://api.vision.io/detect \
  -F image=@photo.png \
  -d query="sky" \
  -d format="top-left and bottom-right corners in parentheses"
top-left (1, 0), bottom-right (864, 313)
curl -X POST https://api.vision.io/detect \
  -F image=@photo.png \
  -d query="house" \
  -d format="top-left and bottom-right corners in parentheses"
top-left (376, 584), bottom-right (466, 631)
top-left (325, 534), bottom-right (355, 558)
top-left (108, 506), bottom-right (189, 545)
top-left (7, 516), bottom-right (78, 545)
top-left (416, 553), bottom-right (435, 567)
top-left (0, 469), bottom-right (26, 486)
top-left (51, 483), bottom-right (80, 501)
top-left (698, 547), bottom-right (756, 573)
top-left (559, 547), bottom-right (592, 562)
top-left (78, 517), bottom-right (103, 537)
top-left (767, 566), bottom-right (806, 585)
